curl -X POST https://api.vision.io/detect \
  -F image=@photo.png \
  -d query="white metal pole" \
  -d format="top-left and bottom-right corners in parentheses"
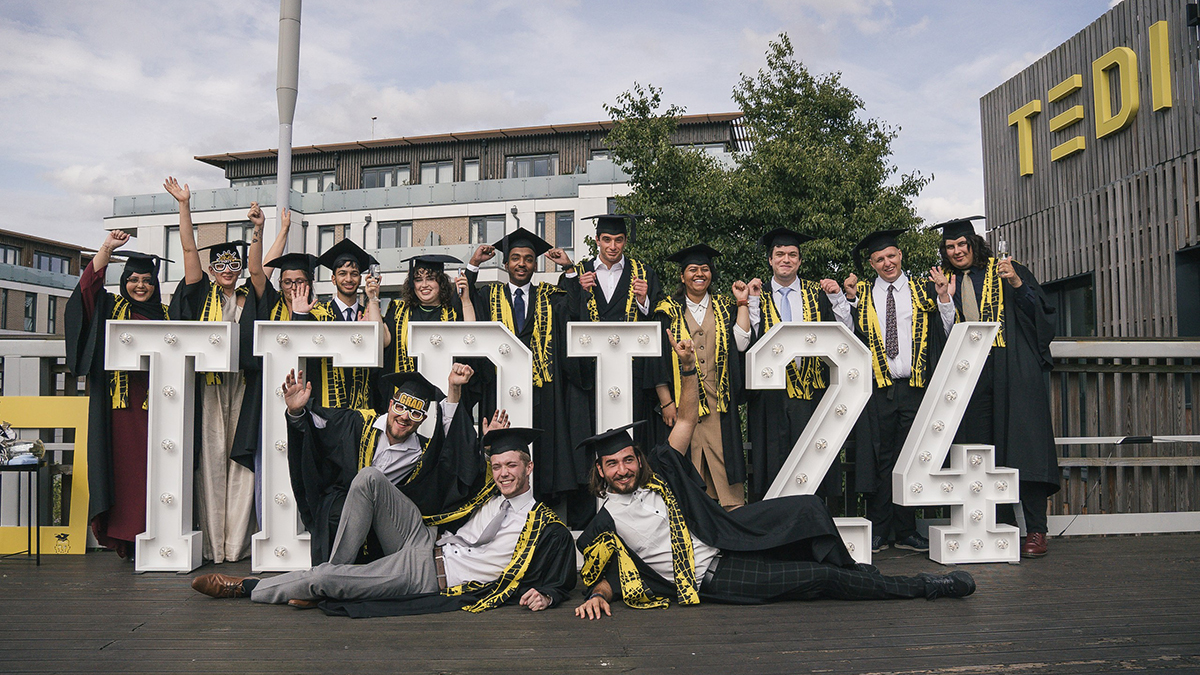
top-left (275, 0), bottom-right (301, 243)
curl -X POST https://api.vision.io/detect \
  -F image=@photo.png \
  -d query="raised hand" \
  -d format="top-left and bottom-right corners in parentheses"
top-left (289, 281), bottom-right (314, 314)
top-left (579, 271), bottom-right (598, 291)
top-left (930, 266), bottom-right (955, 302)
top-left (997, 258), bottom-right (1023, 288)
top-left (469, 244), bottom-right (496, 267)
top-left (163, 176), bottom-right (190, 204)
top-left (279, 206), bottom-right (291, 231)
top-left (667, 333), bottom-right (696, 370)
top-left (545, 248), bottom-right (574, 268)
top-left (102, 229), bottom-right (130, 251)
top-left (484, 409), bottom-right (510, 434)
top-left (731, 280), bottom-right (750, 303)
top-left (282, 368), bottom-right (311, 415)
top-left (448, 362), bottom-right (474, 388)
top-left (819, 278), bottom-right (841, 295)
top-left (843, 273), bottom-right (858, 301)
top-left (632, 277), bottom-right (649, 303)
top-left (455, 272), bottom-right (470, 299)
top-left (747, 277), bottom-right (763, 297)
top-left (247, 202), bottom-right (265, 227)
top-left (364, 273), bottom-right (381, 302)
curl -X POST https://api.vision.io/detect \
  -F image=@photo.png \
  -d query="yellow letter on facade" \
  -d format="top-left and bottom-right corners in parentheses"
top-left (1008, 100), bottom-right (1042, 177)
top-left (1093, 46), bottom-right (1139, 139)
top-left (1149, 20), bottom-right (1172, 111)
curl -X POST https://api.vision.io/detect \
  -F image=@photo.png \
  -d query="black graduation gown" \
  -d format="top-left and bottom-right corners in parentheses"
top-left (316, 499), bottom-right (577, 617)
top-left (302, 300), bottom-right (374, 411)
top-left (287, 402), bottom-right (482, 565)
top-left (228, 279), bottom-right (288, 470)
top-left (466, 276), bottom-right (595, 503)
top-left (951, 261), bottom-right (1060, 491)
top-left (577, 443), bottom-right (856, 602)
top-left (650, 294), bottom-right (748, 486)
top-left (744, 279), bottom-right (839, 501)
top-left (168, 278), bottom-right (254, 470)
top-left (850, 278), bottom-right (948, 494)
top-left (558, 258), bottom-right (663, 450)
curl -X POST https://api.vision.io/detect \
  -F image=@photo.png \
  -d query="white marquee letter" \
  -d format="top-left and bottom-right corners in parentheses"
top-left (566, 322), bottom-right (662, 433)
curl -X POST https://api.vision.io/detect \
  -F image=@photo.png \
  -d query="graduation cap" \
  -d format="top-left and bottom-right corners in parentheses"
top-left (933, 216), bottom-right (985, 241)
top-left (666, 243), bottom-right (721, 269)
top-left (481, 427), bottom-right (542, 457)
top-left (492, 227), bottom-right (552, 257)
top-left (576, 421), bottom-right (646, 458)
top-left (265, 252), bottom-right (319, 274)
top-left (199, 240), bottom-right (248, 266)
top-left (317, 238), bottom-right (378, 272)
top-left (584, 214), bottom-right (639, 242)
top-left (378, 371), bottom-right (445, 414)
top-left (853, 229), bottom-right (907, 260)
top-left (403, 254), bottom-right (460, 276)
top-left (116, 251), bottom-right (170, 276)
top-left (757, 227), bottom-right (815, 251)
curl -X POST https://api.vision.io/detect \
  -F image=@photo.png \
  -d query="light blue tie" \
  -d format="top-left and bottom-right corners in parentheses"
top-left (777, 287), bottom-right (793, 322)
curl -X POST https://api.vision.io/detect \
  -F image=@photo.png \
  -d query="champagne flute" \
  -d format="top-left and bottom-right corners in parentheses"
top-left (997, 239), bottom-right (1010, 261)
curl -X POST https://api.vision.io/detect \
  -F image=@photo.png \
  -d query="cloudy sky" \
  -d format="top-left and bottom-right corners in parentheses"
top-left (1, 0), bottom-right (1116, 247)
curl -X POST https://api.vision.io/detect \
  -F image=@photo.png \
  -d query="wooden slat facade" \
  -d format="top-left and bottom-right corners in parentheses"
top-left (980, 0), bottom-right (1200, 336)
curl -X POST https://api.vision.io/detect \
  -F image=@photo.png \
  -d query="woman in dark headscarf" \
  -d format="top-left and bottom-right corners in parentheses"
top-left (64, 229), bottom-right (170, 558)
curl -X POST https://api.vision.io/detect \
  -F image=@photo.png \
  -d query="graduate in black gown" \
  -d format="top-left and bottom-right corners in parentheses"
top-left (284, 366), bottom-right (483, 565)
top-left (465, 227), bottom-right (594, 527)
top-left (382, 254), bottom-right (474, 377)
top-left (64, 232), bottom-right (170, 559)
top-left (574, 337), bottom-right (974, 617)
top-left (556, 214), bottom-right (663, 452)
top-left (933, 216), bottom-right (1059, 558)
top-left (744, 228), bottom-right (856, 503)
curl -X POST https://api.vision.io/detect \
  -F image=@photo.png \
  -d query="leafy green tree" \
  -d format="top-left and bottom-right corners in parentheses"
top-left (604, 33), bottom-right (942, 292)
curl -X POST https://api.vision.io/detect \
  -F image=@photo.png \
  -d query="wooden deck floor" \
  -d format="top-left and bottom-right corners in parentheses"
top-left (2, 533), bottom-right (1199, 674)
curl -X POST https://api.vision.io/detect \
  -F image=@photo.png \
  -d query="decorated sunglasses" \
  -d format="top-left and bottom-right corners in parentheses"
top-left (389, 398), bottom-right (427, 422)
top-left (212, 259), bottom-right (243, 273)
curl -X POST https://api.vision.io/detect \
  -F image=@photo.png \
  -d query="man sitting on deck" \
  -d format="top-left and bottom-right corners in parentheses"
top-left (574, 336), bottom-right (976, 619)
top-left (191, 427), bottom-right (577, 613)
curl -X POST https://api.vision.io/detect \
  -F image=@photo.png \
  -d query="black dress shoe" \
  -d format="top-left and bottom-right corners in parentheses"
top-left (917, 570), bottom-right (976, 600)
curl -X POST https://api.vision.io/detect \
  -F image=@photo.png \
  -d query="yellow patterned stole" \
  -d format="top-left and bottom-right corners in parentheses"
top-left (583, 258), bottom-right (646, 322)
top-left (759, 280), bottom-right (826, 399)
top-left (486, 283), bottom-right (560, 386)
top-left (579, 476), bottom-right (701, 609)
top-left (389, 301), bottom-right (456, 373)
top-left (354, 410), bottom-right (433, 479)
top-left (312, 301), bottom-right (370, 409)
top-left (108, 296), bottom-right (170, 410)
top-left (944, 258), bottom-right (1007, 348)
top-left (198, 283), bottom-right (250, 385)
top-left (440, 499), bottom-right (566, 613)
top-left (654, 295), bottom-right (732, 416)
top-left (854, 278), bottom-right (937, 388)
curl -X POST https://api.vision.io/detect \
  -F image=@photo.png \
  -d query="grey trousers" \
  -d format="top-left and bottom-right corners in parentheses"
top-left (251, 467), bottom-right (438, 604)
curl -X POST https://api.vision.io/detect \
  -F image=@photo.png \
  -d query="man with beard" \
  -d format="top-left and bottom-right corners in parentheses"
top-left (191, 427), bottom-right (576, 614)
top-left (574, 336), bottom-right (974, 618)
top-left (933, 216), bottom-right (1058, 558)
top-left (279, 366), bottom-right (484, 565)
top-left (466, 227), bottom-right (593, 527)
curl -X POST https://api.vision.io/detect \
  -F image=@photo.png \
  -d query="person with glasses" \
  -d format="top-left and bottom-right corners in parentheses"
top-left (163, 176), bottom-right (257, 564)
top-left (281, 365), bottom-right (490, 566)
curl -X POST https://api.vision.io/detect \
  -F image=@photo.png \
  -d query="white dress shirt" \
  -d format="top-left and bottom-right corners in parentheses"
top-left (594, 256), bottom-right (651, 315)
top-left (748, 277), bottom-right (853, 333)
top-left (602, 488), bottom-right (719, 584)
top-left (687, 293), bottom-right (750, 352)
top-left (438, 488), bottom-right (536, 586)
top-left (332, 296), bottom-right (360, 321)
top-left (508, 280), bottom-right (533, 322)
top-left (873, 274), bottom-right (915, 379)
top-left (299, 400), bottom-right (459, 485)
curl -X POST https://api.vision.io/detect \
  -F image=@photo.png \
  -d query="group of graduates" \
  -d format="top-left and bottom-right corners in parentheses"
top-left (68, 175), bottom-right (1058, 615)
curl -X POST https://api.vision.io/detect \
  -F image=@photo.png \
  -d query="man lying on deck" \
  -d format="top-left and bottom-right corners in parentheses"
top-left (574, 335), bottom-right (976, 619)
top-left (191, 426), bottom-right (577, 613)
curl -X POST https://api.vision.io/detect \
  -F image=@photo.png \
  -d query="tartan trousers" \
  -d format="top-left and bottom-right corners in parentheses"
top-left (700, 551), bottom-right (927, 604)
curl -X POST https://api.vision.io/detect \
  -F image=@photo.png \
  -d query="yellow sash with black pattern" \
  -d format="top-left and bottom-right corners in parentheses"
top-left (487, 283), bottom-right (560, 386)
top-left (759, 280), bottom-right (825, 399)
top-left (197, 283), bottom-right (250, 385)
top-left (654, 295), bottom-right (732, 417)
top-left (354, 410), bottom-right (432, 478)
top-left (312, 301), bottom-right (371, 409)
top-left (109, 296), bottom-right (170, 410)
top-left (584, 258), bottom-right (646, 322)
top-left (579, 475), bottom-right (700, 609)
top-left (389, 301), bottom-right (456, 373)
top-left (854, 278), bottom-right (937, 388)
top-left (944, 258), bottom-right (1007, 348)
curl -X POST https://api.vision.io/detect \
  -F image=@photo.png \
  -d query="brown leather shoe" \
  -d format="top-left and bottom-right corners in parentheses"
top-left (191, 573), bottom-right (255, 598)
top-left (287, 598), bottom-right (320, 609)
top-left (1021, 532), bottom-right (1048, 558)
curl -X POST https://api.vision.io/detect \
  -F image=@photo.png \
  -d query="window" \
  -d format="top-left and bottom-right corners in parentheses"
top-left (420, 161), bottom-right (453, 185)
top-left (0, 244), bottom-right (19, 265)
top-left (505, 153), bottom-right (558, 178)
top-left (590, 149), bottom-right (611, 161)
top-left (377, 221), bottom-right (412, 249)
top-left (24, 292), bottom-right (37, 332)
top-left (34, 252), bottom-right (70, 274)
top-left (1042, 273), bottom-right (1096, 337)
top-left (164, 226), bottom-right (184, 282)
top-left (47, 296), bottom-right (57, 334)
top-left (469, 216), bottom-right (505, 245)
top-left (534, 212), bottom-right (574, 272)
top-left (676, 142), bottom-right (727, 157)
top-left (317, 225), bottom-right (341, 281)
top-left (292, 171), bottom-right (337, 194)
top-left (463, 159), bottom-right (480, 182)
top-left (1, 289), bottom-right (7, 329)
top-left (362, 165), bottom-right (411, 188)
top-left (230, 176), bottom-right (277, 188)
